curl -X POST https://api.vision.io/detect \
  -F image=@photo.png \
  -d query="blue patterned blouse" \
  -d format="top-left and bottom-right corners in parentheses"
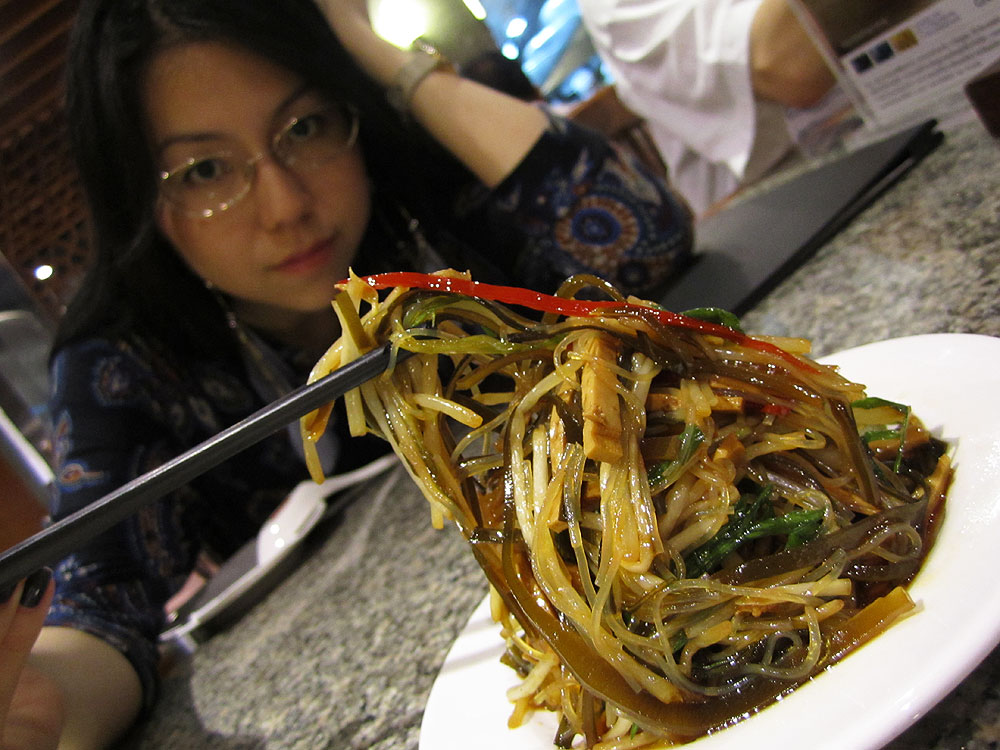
top-left (44, 117), bottom-right (693, 711)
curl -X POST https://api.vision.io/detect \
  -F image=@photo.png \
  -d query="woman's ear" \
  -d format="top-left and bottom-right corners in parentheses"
top-left (154, 197), bottom-right (176, 243)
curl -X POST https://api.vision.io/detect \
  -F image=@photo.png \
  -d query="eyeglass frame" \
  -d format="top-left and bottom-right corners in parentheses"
top-left (156, 101), bottom-right (361, 219)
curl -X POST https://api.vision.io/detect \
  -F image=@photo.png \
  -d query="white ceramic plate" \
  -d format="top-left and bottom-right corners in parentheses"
top-left (420, 333), bottom-right (1000, 750)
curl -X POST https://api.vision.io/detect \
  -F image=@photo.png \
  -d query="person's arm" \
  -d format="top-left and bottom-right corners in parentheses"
top-left (749, 0), bottom-right (835, 109)
top-left (1, 575), bottom-right (60, 750)
top-left (25, 628), bottom-right (142, 750)
top-left (2, 578), bottom-right (142, 750)
top-left (316, 0), bottom-right (549, 188)
top-left (443, 114), bottom-right (694, 297)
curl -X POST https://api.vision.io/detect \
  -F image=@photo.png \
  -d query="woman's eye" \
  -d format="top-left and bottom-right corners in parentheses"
top-left (286, 112), bottom-right (324, 142)
top-left (180, 157), bottom-right (231, 186)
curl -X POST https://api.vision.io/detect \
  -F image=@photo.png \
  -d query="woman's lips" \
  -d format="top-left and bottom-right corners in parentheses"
top-left (273, 237), bottom-right (337, 275)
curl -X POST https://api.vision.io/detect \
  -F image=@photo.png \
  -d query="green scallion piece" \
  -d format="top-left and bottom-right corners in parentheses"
top-left (647, 424), bottom-right (705, 490)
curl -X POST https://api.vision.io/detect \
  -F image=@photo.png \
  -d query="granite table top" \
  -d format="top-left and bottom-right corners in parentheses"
top-left (120, 117), bottom-right (1000, 750)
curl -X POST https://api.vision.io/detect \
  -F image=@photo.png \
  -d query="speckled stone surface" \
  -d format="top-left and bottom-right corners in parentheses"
top-left (120, 119), bottom-right (1000, 750)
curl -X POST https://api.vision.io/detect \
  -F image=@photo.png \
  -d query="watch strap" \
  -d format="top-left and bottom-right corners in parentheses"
top-left (386, 45), bottom-right (452, 117)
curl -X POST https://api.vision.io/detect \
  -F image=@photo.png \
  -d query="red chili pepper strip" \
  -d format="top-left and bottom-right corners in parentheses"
top-left (762, 403), bottom-right (793, 417)
top-left (351, 272), bottom-right (818, 374)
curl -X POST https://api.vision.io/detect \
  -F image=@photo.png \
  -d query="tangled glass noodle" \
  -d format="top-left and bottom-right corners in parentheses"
top-left (301, 270), bottom-right (951, 749)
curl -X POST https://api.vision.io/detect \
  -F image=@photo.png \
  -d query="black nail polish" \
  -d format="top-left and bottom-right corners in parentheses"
top-left (19, 567), bottom-right (52, 609)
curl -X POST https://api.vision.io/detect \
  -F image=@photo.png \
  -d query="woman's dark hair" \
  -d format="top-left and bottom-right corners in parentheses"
top-left (57, 0), bottom-right (471, 360)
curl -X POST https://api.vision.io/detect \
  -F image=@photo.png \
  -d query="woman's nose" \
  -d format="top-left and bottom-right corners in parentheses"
top-left (252, 158), bottom-right (313, 230)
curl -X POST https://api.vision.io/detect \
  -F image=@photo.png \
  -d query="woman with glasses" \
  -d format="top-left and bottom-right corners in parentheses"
top-left (0, 0), bottom-right (693, 746)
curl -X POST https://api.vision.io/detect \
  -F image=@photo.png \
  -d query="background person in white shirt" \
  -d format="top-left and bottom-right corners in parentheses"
top-left (578, 0), bottom-right (839, 215)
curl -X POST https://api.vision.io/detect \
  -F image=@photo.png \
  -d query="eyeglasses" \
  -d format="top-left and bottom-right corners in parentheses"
top-left (158, 102), bottom-right (360, 218)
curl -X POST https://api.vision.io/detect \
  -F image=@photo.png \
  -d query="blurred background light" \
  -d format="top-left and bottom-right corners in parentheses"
top-left (463, 0), bottom-right (488, 20)
top-left (506, 17), bottom-right (528, 38)
top-left (371, 0), bottom-right (429, 48)
top-left (526, 24), bottom-right (556, 52)
top-left (501, 41), bottom-right (520, 59)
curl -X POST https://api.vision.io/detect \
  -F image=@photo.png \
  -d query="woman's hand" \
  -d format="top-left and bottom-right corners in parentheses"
top-left (0, 570), bottom-right (63, 750)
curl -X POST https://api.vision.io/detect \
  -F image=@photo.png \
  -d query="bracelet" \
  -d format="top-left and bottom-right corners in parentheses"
top-left (386, 43), bottom-right (453, 117)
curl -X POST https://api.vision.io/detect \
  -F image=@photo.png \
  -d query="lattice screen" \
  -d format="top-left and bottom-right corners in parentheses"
top-left (0, 106), bottom-right (93, 323)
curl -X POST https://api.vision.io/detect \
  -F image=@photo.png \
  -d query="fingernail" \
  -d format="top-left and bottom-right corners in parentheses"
top-left (19, 568), bottom-right (52, 609)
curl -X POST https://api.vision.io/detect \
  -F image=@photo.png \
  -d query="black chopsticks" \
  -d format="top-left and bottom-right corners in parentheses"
top-left (0, 343), bottom-right (400, 590)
